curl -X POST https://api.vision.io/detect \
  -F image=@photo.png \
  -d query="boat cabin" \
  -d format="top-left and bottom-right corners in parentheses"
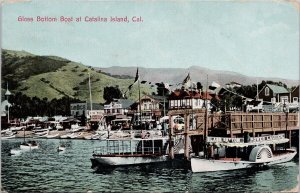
top-left (93, 137), bottom-right (169, 156)
top-left (205, 134), bottom-right (290, 161)
top-left (111, 118), bottom-right (131, 130)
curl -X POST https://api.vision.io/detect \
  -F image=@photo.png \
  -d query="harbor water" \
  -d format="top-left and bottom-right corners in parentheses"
top-left (1, 138), bottom-right (299, 192)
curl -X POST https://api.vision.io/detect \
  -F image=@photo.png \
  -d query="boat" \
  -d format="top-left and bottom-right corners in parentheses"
top-left (1, 134), bottom-right (16, 139)
top-left (20, 140), bottom-right (39, 150)
top-left (9, 149), bottom-right (22, 156)
top-left (46, 133), bottom-right (60, 139)
top-left (91, 134), bottom-right (100, 140)
top-left (69, 132), bottom-right (83, 139)
top-left (33, 130), bottom-right (49, 138)
top-left (91, 137), bottom-right (169, 169)
top-left (20, 128), bottom-right (39, 150)
top-left (60, 132), bottom-right (72, 139)
top-left (1, 130), bottom-right (16, 139)
top-left (190, 134), bottom-right (297, 173)
top-left (9, 126), bottom-right (25, 132)
top-left (55, 124), bottom-right (64, 131)
top-left (84, 134), bottom-right (92, 140)
top-left (110, 130), bottom-right (132, 139)
top-left (70, 124), bottom-right (86, 132)
top-left (1, 129), bottom-right (10, 134)
top-left (57, 144), bottom-right (66, 152)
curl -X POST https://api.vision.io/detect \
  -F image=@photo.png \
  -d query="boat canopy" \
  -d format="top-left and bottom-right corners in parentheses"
top-left (207, 134), bottom-right (289, 147)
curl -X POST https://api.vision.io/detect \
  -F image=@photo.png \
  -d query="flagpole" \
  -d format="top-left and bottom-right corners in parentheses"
top-left (204, 74), bottom-right (208, 158)
top-left (138, 68), bottom-right (142, 126)
top-left (163, 88), bottom-right (165, 117)
top-left (256, 79), bottom-right (259, 113)
top-left (89, 73), bottom-right (93, 110)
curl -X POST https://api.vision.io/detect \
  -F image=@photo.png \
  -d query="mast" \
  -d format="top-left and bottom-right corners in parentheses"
top-left (5, 82), bottom-right (11, 124)
top-left (23, 128), bottom-right (25, 143)
top-left (138, 70), bottom-right (141, 126)
top-left (163, 88), bottom-right (165, 117)
top-left (256, 79), bottom-right (259, 113)
top-left (204, 74), bottom-right (208, 158)
top-left (88, 72), bottom-right (93, 113)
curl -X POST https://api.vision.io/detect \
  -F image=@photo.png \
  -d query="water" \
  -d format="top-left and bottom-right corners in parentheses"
top-left (1, 138), bottom-right (299, 192)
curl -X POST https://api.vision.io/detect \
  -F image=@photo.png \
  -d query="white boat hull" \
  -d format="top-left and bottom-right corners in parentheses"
top-left (46, 134), bottom-right (60, 138)
top-left (191, 150), bottom-right (297, 173)
top-left (10, 149), bottom-right (22, 155)
top-left (57, 146), bottom-right (66, 152)
top-left (20, 144), bottom-right (39, 150)
top-left (1, 135), bottom-right (16, 139)
top-left (91, 155), bottom-right (169, 167)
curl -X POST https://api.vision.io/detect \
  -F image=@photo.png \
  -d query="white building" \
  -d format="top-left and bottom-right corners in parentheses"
top-left (70, 102), bottom-right (104, 117)
top-left (168, 90), bottom-right (211, 110)
top-left (104, 99), bottom-right (134, 115)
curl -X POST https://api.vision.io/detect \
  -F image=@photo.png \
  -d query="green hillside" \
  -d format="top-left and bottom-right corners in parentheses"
top-left (1, 49), bottom-right (152, 103)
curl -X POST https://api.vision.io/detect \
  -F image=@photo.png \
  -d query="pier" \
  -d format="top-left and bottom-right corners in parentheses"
top-left (168, 110), bottom-right (299, 159)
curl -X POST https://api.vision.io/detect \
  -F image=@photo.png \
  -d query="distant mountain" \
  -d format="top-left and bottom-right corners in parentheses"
top-left (98, 66), bottom-right (299, 88)
top-left (1, 49), bottom-right (151, 103)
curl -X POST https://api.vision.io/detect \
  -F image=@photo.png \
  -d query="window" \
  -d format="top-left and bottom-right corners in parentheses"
top-left (280, 96), bottom-right (288, 103)
top-left (271, 97), bottom-right (276, 103)
top-left (170, 100), bottom-right (174, 107)
top-left (182, 99), bottom-right (186, 107)
top-left (265, 87), bottom-right (270, 96)
top-left (187, 99), bottom-right (190, 106)
top-left (293, 97), bottom-right (298, 103)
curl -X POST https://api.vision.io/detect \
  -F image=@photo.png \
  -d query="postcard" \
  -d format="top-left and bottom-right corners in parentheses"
top-left (1, 0), bottom-right (299, 192)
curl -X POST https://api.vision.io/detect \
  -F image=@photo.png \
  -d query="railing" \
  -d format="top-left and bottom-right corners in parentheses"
top-left (93, 140), bottom-right (163, 155)
top-left (207, 134), bottom-right (285, 144)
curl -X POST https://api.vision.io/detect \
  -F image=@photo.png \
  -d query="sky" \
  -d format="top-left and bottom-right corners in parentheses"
top-left (2, 0), bottom-right (299, 80)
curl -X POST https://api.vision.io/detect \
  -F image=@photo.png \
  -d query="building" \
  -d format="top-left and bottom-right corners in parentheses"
top-left (258, 84), bottom-right (290, 104)
top-left (130, 95), bottom-right (168, 121)
top-left (104, 99), bottom-right (134, 116)
top-left (291, 86), bottom-right (299, 104)
top-left (70, 102), bottom-right (104, 118)
top-left (168, 90), bottom-right (210, 110)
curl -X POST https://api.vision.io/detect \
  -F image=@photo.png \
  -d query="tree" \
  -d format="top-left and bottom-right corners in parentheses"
top-left (196, 82), bottom-right (203, 91)
top-left (156, 83), bottom-right (170, 96)
top-left (103, 86), bottom-right (123, 103)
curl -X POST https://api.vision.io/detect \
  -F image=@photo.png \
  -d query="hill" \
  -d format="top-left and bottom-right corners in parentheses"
top-left (97, 66), bottom-right (299, 88)
top-left (1, 49), bottom-right (152, 103)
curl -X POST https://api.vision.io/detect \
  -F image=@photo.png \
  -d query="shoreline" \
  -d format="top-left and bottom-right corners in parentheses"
top-left (14, 130), bottom-right (96, 139)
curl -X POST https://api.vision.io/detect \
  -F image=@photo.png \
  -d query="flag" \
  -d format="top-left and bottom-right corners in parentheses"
top-left (182, 73), bottom-right (191, 84)
top-left (209, 81), bottom-right (221, 90)
top-left (182, 73), bottom-right (192, 90)
top-left (211, 81), bottom-right (220, 88)
top-left (164, 83), bottom-right (170, 91)
top-left (134, 68), bottom-right (139, 82)
top-left (123, 68), bottom-right (140, 98)
top-left (127, 68), bottom-right (139, 90)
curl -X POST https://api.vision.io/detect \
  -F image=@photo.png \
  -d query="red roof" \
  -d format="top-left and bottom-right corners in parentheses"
top-left (169, 89), bottom-right (220, 101)
top-left (169, 90), bottom-right (201, 100)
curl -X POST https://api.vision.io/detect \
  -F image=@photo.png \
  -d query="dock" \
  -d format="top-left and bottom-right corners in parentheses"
top-left (168, 109), bottom-right (299, 159)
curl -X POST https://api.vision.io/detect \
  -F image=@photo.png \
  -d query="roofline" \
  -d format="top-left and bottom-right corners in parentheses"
top-left (257, 84), bottom-right (267, 97)
top-left (291, 85), bottom-right (299, 93)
